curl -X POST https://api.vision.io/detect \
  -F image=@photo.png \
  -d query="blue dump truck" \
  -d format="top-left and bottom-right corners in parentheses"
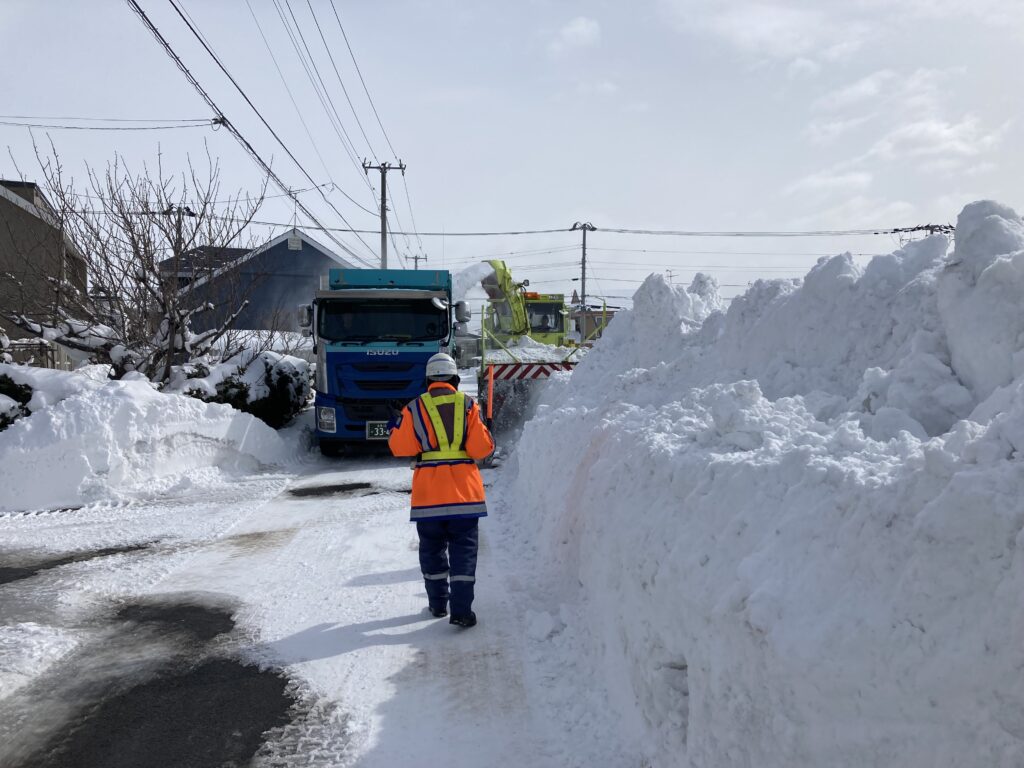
top-left (299, 268), bottom-right (470, 455)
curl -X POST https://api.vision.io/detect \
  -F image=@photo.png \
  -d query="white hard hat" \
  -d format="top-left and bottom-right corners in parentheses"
top-left (425, 352), bottom-right (458, 380)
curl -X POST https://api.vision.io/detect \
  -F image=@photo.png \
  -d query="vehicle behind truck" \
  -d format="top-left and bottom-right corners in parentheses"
top-left (300, 268), bottom-right (470, 455)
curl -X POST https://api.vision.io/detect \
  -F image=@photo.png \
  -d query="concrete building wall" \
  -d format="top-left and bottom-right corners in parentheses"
top-left (0, 185), bottom-right (87, 338)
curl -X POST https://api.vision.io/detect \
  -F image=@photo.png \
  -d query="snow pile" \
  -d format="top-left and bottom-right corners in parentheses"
top-left (483, 334), bottom-right (580, 364)
top-left (503, 202), bottom-right (1024, 767)
top-left (0, 365), bottom-right (298, 513)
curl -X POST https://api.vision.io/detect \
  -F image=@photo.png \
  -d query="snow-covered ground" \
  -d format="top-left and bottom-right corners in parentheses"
top-left (3, 200), bottom-right (1023, 766)
top-left (0, 428), bottom-right (569, 766)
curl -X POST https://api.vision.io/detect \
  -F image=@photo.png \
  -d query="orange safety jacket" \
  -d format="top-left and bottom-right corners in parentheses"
top-left (388, 382), bottom-right (495, 521)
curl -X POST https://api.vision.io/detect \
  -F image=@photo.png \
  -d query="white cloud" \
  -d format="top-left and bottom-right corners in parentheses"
top-left (804, 115), bottom-right (874, 144)
top-left (623, 101), bottom-right (651, 114)
top-left (787, 57), bottom-right (821, 79)
top-left (577, 80), bottom-right (619, 96)
top-left (419, 86), bottom-right (491, 105)
top-left (819, 37), bottom-right (864, 62)
top-left (791, 195), bottom-right (917, 229)
top-left (802, 68), bottom-right (1008, 175)
top-left (661, 0), bottom-right (871, 69)
top-left (548, 16), bottom-right (601, 55)
top-left (815, 70), bottom-right (896, 112)
top-left (784, 170), bottom-right (873, 196)
top-left (869, 116), bottom-right (1006, 161)
top-left (705, 3), bottom-right (828, 59)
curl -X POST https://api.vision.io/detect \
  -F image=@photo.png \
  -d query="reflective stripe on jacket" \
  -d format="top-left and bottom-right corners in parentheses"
top-left (388, 382), bottom-right (494, 521)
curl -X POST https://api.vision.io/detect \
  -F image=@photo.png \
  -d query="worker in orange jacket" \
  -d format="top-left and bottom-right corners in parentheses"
top-left (388, 352), bottom-right (495, 628)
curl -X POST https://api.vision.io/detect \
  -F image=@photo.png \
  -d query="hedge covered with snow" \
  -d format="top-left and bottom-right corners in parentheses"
top-left (165, 350), bottom-right (311, 430)
top-left (502, 201), bottom-right (1024, 767)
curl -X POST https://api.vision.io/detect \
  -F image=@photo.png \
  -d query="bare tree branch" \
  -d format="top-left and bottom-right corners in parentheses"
top-left (7, 142), bottom-right (267, 379)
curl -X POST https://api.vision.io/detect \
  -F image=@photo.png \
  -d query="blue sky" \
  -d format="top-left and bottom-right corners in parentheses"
top-left (2, 0), bottom-right (1021, 303)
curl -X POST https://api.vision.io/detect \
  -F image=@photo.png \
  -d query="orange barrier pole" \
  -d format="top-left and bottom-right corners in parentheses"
top-left (487, 364), bottom-right (495, 421)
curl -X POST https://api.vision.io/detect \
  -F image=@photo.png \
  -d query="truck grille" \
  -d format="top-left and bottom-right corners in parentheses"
top-left (339, 397), bottom-right (406, 421)
top-left (352, 363), bottom-right (416, 373)
top-left (357, 379), bottom-right (414, 392)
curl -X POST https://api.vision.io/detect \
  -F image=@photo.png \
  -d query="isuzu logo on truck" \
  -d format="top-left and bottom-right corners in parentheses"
top-left (367, 349), bottom-right (400, 356)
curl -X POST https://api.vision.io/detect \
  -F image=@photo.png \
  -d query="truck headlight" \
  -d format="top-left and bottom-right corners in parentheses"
top-left (317, 406), bottom-right (337, 433)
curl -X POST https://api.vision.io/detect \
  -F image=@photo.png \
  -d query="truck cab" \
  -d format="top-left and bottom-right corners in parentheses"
top-left (301, 268), bottom-right (469, 454)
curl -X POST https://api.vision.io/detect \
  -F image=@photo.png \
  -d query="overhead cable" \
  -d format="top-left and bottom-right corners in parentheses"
top-left (328, 1), bottom-right (424, 252)
top-left (0, 119), bottom-right (212, 131)
top-left (600, 224), bottom-right (955, 237)
top-left (243, 0), bottom-right (375, 216)
top-left (274, 0), bottom-right (371, 193)
top-left (303, 0), bottom-right (377, 160)
top-left (0, 114), bottom-right (209, 122)
top-left (126, 0), bottom-right (376, 266)
top-left (162, 0), bottom-right (378, 259)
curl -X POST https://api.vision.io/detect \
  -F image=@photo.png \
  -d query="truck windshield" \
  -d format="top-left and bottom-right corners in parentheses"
top-left (527, 302), bottom-right (562, 332)
top-left (318, 299), bottom-right (448, 343)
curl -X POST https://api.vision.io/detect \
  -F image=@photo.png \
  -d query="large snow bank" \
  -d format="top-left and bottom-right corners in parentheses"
top-left (0, 364), bottom-right (297, 513)
top-left (503, 202), bottom-right (1024, 767)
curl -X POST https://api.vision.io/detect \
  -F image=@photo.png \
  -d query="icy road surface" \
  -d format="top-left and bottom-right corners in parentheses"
top-left (0, 454), bottom-right (569, 767)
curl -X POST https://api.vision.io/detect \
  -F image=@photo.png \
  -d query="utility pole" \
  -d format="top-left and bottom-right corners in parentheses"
top-left (161, 204), bottom-right (196, 382)
top-left (570, 220), bottom-right (596, 312)
top-left (411, 252), bottom-right (428, 270)
top-left (362, 159), bottom-right (406, 268)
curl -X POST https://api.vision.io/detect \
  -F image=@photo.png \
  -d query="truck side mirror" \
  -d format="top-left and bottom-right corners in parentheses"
top-left (453, 321), bottom-right (470, 337)
top-left (454, 301), bottom-right (471, 323)
top-left (297, 304), bottom-right (312, 328)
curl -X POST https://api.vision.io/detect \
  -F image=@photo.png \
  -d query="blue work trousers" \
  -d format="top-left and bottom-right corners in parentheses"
top-left (416, 518), bottom-right (479, 616)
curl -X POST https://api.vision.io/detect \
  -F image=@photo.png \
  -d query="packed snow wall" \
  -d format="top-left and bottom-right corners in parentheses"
top-left (502, 201), bottom-right (1024, 767)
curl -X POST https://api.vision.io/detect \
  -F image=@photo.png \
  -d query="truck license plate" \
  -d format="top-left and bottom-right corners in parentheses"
top-left (365, 421), bottom-right (389, 440)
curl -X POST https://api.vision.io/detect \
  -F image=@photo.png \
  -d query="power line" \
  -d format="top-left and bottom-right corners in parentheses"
top-left (162, 0), bottom-right (378, 260)
top-left (328, 1), bottom-right (397, 158)
top-left (0, 114), bottom-right (209, 122)
top-left (126, 0), bottom-right (375, 267)
top-left (600, 225), bottom-right (954, 237)
top-left (327, 1), bottom-right (424, 253)
top-left (303, 0), bottom-right (377, 160)
top-left (587, 260), bottom-right (824, 272)
top-left (69, 182), bottom-right (333, 205)
top-left (243, 0), bottom-right (375, 216)
top-left (587, 247), bottom-right (884, 257)
top-left (0, 119), bottom-right (213, 131)
top-left (274, 0), bottom-right (371, 193)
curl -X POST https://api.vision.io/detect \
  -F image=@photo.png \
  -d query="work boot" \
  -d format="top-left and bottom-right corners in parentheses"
top-left (428, 603), bottom-right (448, 618)
top-left (449, 611), bottom-right (477, 628)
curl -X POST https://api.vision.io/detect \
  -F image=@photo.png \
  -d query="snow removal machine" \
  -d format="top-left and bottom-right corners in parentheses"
top-left (300, 268), bottom-right (471, 455)
top-left (477, 259), bottom-right (579, 427)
